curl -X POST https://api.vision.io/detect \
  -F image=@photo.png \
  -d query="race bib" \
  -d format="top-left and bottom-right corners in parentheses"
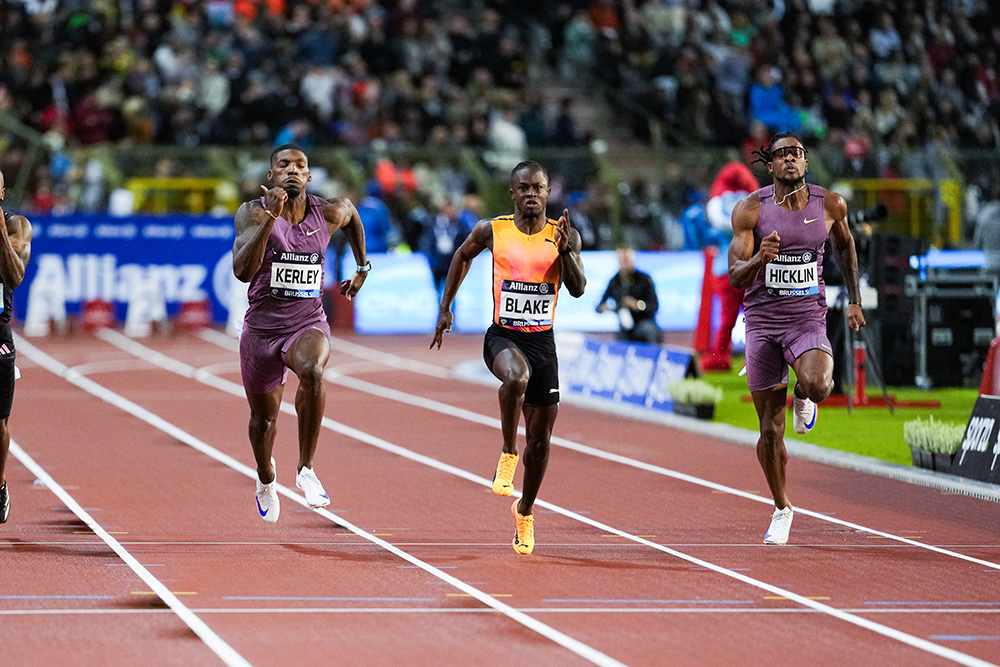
top-left (498, 280), bottom-right (556, 327)
top-left (764, 253), bottom-right (819, 296)
top-left (270, 251), bottom-right (322, 298)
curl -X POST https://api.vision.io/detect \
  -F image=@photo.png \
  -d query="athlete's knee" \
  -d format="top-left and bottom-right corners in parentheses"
top-left (797, 372), bottom-right (833, 402)
top-left (500, 373), bottom-right (529, 397)
top-left (295, 361), bottom-right (326, 390)
top-left (249, 412), bottom-right (276, 435)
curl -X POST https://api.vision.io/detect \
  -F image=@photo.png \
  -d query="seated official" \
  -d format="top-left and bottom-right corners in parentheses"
top-left (596, 247), bottom-right (662, 344)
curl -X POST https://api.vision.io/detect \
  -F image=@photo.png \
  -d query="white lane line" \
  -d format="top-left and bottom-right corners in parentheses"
top-left (8, 441), bottom-right (252, 667)
top-left (89, 333), bottom-right (1000, 667)
top-left (15, 334), bottom-right (624, 667)
top-left (3, 606), bottom-right (1000, 616)
top-left (328, 365), bottom-right (1000, 573)
top-left (201, 328), bottom-right (452, 379)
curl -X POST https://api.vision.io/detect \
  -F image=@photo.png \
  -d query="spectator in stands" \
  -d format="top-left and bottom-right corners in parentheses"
top-left (356, 181), bottom-right (397, 255)
top-left (418, 198), bottom-right (468, 299)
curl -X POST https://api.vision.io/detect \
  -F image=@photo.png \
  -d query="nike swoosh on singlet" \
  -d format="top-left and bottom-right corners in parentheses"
top-left (803, 218), bottom-right (819, 224)
top-left (305, 228), bottom-right (321, 236)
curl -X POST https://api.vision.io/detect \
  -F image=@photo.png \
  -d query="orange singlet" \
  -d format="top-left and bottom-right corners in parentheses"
top-left (491, 215), bottom-right (561, 333)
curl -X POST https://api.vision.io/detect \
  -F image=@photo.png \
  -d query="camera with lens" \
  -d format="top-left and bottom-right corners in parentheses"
top-left (848, 203), bottom-right (888, 229)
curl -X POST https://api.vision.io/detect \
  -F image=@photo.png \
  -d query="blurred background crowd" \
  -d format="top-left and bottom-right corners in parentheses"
top-left (0, 0), bottom-right (998, 257)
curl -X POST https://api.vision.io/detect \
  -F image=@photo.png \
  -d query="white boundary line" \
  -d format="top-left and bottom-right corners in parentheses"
top-left (69, 330), bottom-right (1000, 666)
top-left (14, 334), bottom-right (624, 667)
top-left (8, 440), bottom-right (252, 667)
top-left (3, 607), bottom-right (1000, 616)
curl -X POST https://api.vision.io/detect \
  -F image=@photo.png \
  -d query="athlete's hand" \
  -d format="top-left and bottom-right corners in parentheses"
top-left (339, 270), bottom-right (366, 300)
top-left (430, 311), bottom-right (454, 350)
top-left (554, 208), bottom-right (573, 254)
top-left (847, 303), bottom-right (866, 331)
top-left (260, 185), bottom-right (287, 220)
top-left (758, 230), bottom-right (780, 264)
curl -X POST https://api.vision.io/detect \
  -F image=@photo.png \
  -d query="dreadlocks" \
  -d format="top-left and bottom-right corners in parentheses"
top-left (749, 131), bottom-right (806, 166)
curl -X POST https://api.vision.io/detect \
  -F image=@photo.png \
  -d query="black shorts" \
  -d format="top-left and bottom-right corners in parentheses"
top-left (0, 323), bottom-right (14, 419)
top-left (483, 324), bottom-right (559, 407)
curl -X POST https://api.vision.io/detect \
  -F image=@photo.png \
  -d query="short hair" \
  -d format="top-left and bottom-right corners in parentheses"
top-left (270, 144), bottom-right (306, 166)
top-left (509, 160), bottom-right (548, 187)
top-left (749, 131), bottom-right (807, 166)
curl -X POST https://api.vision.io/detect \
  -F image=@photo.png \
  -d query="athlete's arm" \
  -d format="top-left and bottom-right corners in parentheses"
top-left (430, 219), bottom-right (491, 350)
top-left (826, 190), bottom-right (866, 331)
top-left (555, 208), bottom-right (586, 297)
top-left (325, 197), bottom-right (368, 299)
top-left (728, 193), bottom-right (776, 290)
top-left (0, 211), bottom-right (32, 287)
top-left (232, 189), bottom-right (282, 282)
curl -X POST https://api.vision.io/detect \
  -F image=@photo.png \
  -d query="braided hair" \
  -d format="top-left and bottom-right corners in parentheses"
top-left (749, 131), bottom-right (806, 166)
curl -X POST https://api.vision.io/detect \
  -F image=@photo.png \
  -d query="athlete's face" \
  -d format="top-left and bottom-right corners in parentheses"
top-left (768, 139), bottom-right (807, 184)
top-left (510, 167), bottom-right (549, 217)
top-left (268, 149), bottom-right (311, 196)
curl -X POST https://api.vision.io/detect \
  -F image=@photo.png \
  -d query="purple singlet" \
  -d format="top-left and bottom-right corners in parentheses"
top-left (742, 184), bottom-right (829, 328)
top-left (244, 194), bottom-right (331, 333)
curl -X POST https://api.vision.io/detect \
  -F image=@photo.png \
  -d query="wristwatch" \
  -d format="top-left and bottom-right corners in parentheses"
top-left (356, 261), bottom-right (372, 273)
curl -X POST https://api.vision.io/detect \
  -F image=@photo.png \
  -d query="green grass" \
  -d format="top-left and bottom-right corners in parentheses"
top-left (703, 355), bottom-right (979, 466)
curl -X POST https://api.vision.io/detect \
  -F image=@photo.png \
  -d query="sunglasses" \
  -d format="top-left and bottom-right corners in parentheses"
top-left (772, 145), bottom-right (806, 160)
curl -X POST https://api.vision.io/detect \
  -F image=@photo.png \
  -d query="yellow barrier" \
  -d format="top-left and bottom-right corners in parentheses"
top-left (844, 178), bottom-right (962, 245)
top-left (126, 178), bottom-right (239, 214)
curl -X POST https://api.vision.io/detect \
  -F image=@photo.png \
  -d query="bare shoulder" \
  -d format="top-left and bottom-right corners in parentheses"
top-left (731, 191), bottom-right (761, 230)
top-left (6, 213), bottom-right (32, 238)
top-left (823, 188), bottom-right (848, 220)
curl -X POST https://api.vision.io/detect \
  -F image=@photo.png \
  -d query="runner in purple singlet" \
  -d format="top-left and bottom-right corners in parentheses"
top-left (0, 169), bottom-right (33, 525)
top-left (728, 132), bottom-right (865, 545)
top-left (233, 145), bottom-right (368, 522)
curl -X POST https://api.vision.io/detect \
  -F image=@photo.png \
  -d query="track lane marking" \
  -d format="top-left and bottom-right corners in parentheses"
top-left (15, 334), bottom-right (625, 667)
top-left (190, 329), bottom-right (1000, 572)
top-left (8, 441), bottom-right (251, 667)
top-left (67, 332), bottom-right (1000, 666)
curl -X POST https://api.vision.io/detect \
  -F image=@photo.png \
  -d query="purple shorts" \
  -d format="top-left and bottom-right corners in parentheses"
top-left (744, 320), bottom-right (833, 392)
top-left (239, 320), bottom-right (331, 395)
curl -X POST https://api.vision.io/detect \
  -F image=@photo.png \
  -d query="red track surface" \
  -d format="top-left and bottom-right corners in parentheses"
top-left (2, 328), bottom-right (999, 666)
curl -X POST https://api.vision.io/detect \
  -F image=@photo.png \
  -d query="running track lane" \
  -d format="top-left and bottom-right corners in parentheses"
top-left (1, 330), bottom-right (998, 666)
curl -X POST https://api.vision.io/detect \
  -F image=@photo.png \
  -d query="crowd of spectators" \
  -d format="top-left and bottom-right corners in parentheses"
top-left (592, 0), bottom-right (998, 174)
top-left (1, 0), bottom-right (998, 254)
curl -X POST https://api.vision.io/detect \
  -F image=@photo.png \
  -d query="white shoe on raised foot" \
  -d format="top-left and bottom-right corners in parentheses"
top-left (255, 458), bottom-right (280, 523)
top-left (763, 506), bottom-right (793, 544)
top-left (792, 395), bottom-right (816, 434)
top-left (296, 466), bottom-right (330, 508)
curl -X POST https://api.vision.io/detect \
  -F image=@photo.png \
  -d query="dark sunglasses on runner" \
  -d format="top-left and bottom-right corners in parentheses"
top-left (772, 145), bottom-right (806, 160)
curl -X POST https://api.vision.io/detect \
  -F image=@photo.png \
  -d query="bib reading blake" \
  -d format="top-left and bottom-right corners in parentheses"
top-left (498, 279), bottom-right (556, 328)
top-left (491, 215), bottom-right (561, 333)
top-left (271, 251), bottom-right (322, 298)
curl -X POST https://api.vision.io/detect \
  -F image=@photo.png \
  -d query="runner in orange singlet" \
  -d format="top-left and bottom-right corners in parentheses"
top-left (431, 161), bottom-right (586, 555)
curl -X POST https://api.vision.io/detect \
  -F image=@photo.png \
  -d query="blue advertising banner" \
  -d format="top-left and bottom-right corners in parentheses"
top-left (14, 215), bottom-right (236, 324)
top-left (345, 250), bottom-right (728, 335)
top-left (560, 334), bottom-right (695, 413)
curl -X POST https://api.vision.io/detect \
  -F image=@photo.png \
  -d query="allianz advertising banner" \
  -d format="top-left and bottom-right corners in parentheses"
top-left (14, 215), bottom-right (237, 325)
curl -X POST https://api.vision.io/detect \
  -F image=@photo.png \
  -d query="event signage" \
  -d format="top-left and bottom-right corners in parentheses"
top-left (14, 215), bottom-right (236, 324)
top-left (952, 395), bottom-right (1000, 484)
top-left (560, 335), bottom-right (695, 414)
